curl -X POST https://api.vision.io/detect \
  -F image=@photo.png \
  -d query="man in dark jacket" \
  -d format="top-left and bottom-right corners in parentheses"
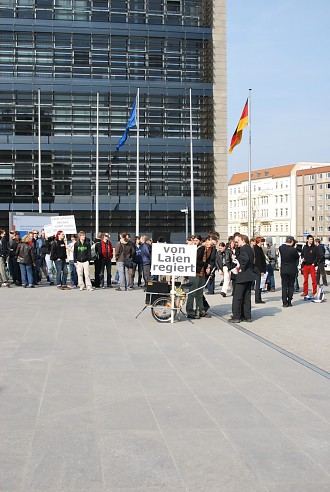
top-left (229, 234), bottom-right (255, 323)
top-left (279, 236), bottom-right (299, 307)
top-left (301, 235), bottom-right (318, 297)
top-left (0, 229), bottom-right (9, 287)
top-left (315, 238), bottom-right (328, 287)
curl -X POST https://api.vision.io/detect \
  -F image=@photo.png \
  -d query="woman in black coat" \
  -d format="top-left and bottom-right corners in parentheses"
top-left (253, 236), bottom-right (267, 303)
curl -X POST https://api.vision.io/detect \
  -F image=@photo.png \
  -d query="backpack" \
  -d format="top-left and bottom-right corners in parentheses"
top-left (91, 242), bottom-right (98, 261)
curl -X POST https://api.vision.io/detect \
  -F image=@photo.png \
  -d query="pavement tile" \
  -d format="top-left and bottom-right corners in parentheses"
top-left (147, 394), bottom-right (218, 431)
top-left (226, 427), bottom-right (330, 484)
top-left (99, 430), bottom-right (185, 489)
top-left (96, 395), bottom-right (158, 431)
top-left (23, 430), bottom-right (104, 491)
top-left (162, 428), bottom-right (258, 489)
top-left (0, 431), bottom-right (34, 491)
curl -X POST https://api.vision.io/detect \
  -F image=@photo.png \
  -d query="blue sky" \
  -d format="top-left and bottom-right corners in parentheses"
top-left (227, 0), bottom-right (330, 177)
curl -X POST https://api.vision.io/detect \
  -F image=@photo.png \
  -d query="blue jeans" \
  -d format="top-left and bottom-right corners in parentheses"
top-left (69, 260), bottom-right (78, 286)
top-left (100, 259), bottom-right (112, 286)
top-left (266, 263), bottom-right (275, 290)
top-left (132, 261), bottom-right (143, 286)
top-left (19, 263), bottom-right (34, 286)
top-left (116, 261), bottom-right (129, 290)
top-left (55, 259), bottom-right (68, 286)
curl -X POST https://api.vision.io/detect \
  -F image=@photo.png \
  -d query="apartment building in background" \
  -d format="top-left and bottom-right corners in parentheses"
top-left (296, 165), bottom-right (330, 243)
top-left (0, 0), bottom-right (227, 239)
top-left (228, 162), bottom-right (329, 245)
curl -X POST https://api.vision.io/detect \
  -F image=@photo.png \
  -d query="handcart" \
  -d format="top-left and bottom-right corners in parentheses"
top-left (136, 272), bottom-right (214, 323)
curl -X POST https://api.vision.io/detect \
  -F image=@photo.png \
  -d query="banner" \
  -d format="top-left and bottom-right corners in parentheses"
top-left (51, 215), bottom-right (77, 234)
top-left (43, 224), bottom-right (55, 237)
top-left (151, 243), bottom-right (197, 276)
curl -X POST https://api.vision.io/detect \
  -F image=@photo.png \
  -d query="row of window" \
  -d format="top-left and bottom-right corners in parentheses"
top-left (0, 150), bottom-right (214, 199)
top-left (308, 195), bottom-right (330, 202)
top-left (0, 31), bottom-right (211, 82)
top-left (308, 184), bottom-right (330, 190)
top-left (307, 173), bottom-right (330, 180)
top-left (229, 181), bottom-right (290, 195)
top-left (0, 0), bottom-right (209, 27)
top-left (308, 216), bottom-right (330, 222)
top-left (229, 224), bottom-right (290, 235)
top-left (0, 91), bottom-right (213, 138)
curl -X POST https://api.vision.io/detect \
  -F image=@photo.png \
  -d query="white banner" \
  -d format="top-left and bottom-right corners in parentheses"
top-left (43, 224), bottom-right (55, 237)
top-left (151, 243), bottom-right (197, 277)
top-left (51, 215), bottom-right (77, 234)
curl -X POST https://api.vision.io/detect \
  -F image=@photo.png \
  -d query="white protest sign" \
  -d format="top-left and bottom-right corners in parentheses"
top-left (51, 215), bottom-right (77, 234)
top-left (44, 224), bottom-right (55, 237)
top-left (151, 243), bottom-right (197, 277)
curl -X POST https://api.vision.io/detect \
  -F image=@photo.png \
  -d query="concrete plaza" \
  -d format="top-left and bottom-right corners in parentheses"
top-left (0, 274), bottom-right (329, 491)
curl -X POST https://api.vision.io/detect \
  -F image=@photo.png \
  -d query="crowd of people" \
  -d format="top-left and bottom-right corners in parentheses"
top-left (0, 227), bottom-right (327, 322)
top-left (0, 228), bottom-right (152, 291)
top-left (183, 231), bottom-right (327, 321)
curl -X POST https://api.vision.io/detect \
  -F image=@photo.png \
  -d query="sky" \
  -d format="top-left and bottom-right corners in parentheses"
top-left (226, 0), bottom-right (330, 178)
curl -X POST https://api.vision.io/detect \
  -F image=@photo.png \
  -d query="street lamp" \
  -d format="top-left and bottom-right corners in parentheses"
top-left (181, 208), bottom-right (189, 239)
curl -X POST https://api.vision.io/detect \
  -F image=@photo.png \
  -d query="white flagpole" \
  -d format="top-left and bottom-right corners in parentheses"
top-left (38, 88), bottom-right (42, 213)
top-left (248, 89), bottom-right (252, 239)
top-left (95, 91), bottom-right (99, 236)
top-left (189, 88), bottom-right (195, 235)
top-left (136, 88), bottom-right (140, 237)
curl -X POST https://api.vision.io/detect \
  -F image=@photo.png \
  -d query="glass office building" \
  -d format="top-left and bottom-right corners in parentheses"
top-left (0, 1), bottom-right (227, 238)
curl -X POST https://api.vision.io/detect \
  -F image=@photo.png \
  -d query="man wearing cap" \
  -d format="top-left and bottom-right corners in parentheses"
top-left (279, 236), bottom-right (299, 307)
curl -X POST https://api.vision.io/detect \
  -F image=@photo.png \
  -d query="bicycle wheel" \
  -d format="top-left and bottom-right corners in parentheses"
top-left (151, 296), bottom-right (172, 323)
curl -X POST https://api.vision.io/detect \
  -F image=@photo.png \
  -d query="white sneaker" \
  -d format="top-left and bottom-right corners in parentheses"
top-left (87, 287), bottom-right (94, 291)
top-left (79, 287), bottom-right (84, 291)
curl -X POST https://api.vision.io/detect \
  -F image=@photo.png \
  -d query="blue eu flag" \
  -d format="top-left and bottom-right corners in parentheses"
top-left (116, 97), bottom-right (137, 151)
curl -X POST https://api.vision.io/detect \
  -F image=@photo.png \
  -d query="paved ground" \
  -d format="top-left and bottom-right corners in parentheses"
top-left (0, 274), bottom-right (330, 491)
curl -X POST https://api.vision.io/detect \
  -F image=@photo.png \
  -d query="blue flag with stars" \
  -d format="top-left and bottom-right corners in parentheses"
top-left (116, 97), bottom-right (137, 151)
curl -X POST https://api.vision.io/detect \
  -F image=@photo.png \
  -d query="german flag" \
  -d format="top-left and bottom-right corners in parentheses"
top-left (228, 99), bottom-right (248, 154)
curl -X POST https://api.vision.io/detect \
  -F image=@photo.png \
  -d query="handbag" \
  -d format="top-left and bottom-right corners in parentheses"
top-left (17, 256), bottom-right (24, 263)
top-left (124, 258), bottom-right (133, 269)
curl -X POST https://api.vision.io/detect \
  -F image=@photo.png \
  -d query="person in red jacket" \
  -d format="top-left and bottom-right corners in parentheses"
top-left (97, 233), bottom-right (113, 288)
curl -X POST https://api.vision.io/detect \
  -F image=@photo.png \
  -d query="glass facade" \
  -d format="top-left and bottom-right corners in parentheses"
top-left (0, 0), bottom-right (215, 237)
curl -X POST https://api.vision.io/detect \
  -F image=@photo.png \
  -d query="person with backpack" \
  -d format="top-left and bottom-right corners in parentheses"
top-left (74, 230), bottom-right (93, 291)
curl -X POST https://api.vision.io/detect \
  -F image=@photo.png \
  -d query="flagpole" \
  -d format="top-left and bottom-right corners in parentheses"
top-left (38, 88), bottom-right (42, 213)
top-left (248, 89), bottom-right (252, 238)
top-left (189, 88), bottom-right (195, 236)
top-left (136, 88), bottom-right (140, 237)
top-left (95, 91), bottom-right (99, 236)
